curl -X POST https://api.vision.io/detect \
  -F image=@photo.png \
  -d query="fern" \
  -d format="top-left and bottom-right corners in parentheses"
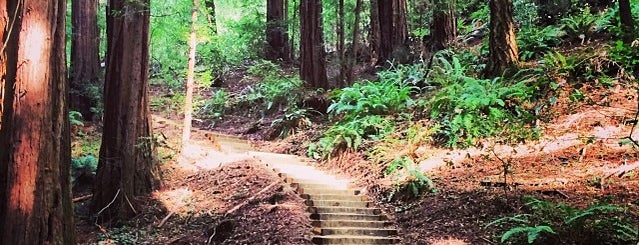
top-left (500, 226), bottom-right (555, 244)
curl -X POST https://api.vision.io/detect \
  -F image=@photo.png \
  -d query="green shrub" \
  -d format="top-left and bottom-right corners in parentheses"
top-left (327, 80), bottom-right (415, 120)
top-left (69, 111), bottom-right (84, 127)
top-left (488, 196), bottom-right (639, 244)
top-left (517, 26), bottom-right (563, 61)
top-left (71, 155), bottom-right (98, 183)
top-left (308, 115), bottom-right (394, 159)
top-left (609, 40), bottom-right (639, 73)
top-left (270, 107), bottom-right (315, 138)
top-left (559, 7), bottom-right (601, 43)
top-left (384, 157), bottom-right (435, 198)
top-left (598, 0), bottom-right (639, 38)
top-left (242, 60), bottom-right (305, 114)
top-left (199, 89), bottom-right (230, 119)
top-left (429, 74), bottom-right (537, 147)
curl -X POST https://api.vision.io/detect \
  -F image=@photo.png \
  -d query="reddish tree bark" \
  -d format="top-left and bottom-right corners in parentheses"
top-left (267, 0), bottom-right (291, 62)
top-left (93, 0), bottom-right (160, 222)
top-left (369, 0), bottom-right (381, 63)
top-left (430, 0), bottom-right (456, 53)
top-left (70, 0), bottom-right (101, 120)
top-left (0, 0), bottom-right (76, 244)
top-left (376, 0), bottom-right (408, 64)
top-left (485, 0), bottom-right (519, 77)
top-left (300, 0), bottom-right (329, 88)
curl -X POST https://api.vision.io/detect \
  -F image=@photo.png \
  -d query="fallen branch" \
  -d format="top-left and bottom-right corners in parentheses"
top-left (73, 194), bottom-right (93, 203)
top-left (157, 211), bottom-right (175, 228)
top-left (226, 181), bottom-right (281, 215)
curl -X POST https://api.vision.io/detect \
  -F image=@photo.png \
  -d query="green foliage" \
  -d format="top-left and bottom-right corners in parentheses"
top-left (69, 111), bottom-right (84, 127)
top-left (384, 157), bottom-right (435, 198)
top-left (327, 80), bottom-right (415, 120)
top-left (559, 7), bottom-right (601, 43)
top-left (488, 196), bottom-right (639, 244)
top-left (609, 40), bottom-right (639, 73)
top-left (242, 60), bottom-right (305, 113)
top-left (517, 26), bottom-right (563, 61)
top-left (71, 155), bottom-right (98, 183)
top-left (598, 0), bottom-right (639, 38)
top-left (199, 89), bottom-right (230, 119)
top-left (429, 74), bottom-right (537, 147)
top-left (308, 115), bottom-right (394, 159)
top-left (270, 107), bottom-right (315, 138)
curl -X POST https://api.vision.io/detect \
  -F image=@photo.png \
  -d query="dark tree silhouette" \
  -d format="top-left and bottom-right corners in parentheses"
top-left (300, 0), bottom-right (329, 88)
top-left (267, 0), bottom-right (291, 62)
top-left (70, 0), bottom-right (101, 120)
top-left (619, 0), bottom-right (635, 43)
top-left (376, 0), bottom-right (408, 64)
top-left (485, 0), bottom-right (519, 77)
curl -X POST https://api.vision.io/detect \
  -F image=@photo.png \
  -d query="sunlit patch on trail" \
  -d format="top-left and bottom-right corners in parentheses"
top-left (153, 187), bottom-right (194, 214)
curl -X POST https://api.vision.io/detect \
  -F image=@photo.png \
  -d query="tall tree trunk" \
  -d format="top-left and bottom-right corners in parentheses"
top-left (71, 0), bottom-right (101, 121)
top-left (376, 0), bottom-right (408, 64)
top-left (93, 0), bottom-right (160, 222)
top-left (290, 0), bottom-right (299, 60)
top-left (267, 0), bottom-right (291, 62)
top-left (345, 0), bottom-right (363, 83)
top-left (300, 0), bottom-right (329, 88)
top-left (183, 0), bottom-right (199, 147)
top-left (619, 0), bottom-right (635, 43)
top-left (369, 0), bottom-right (380, 64)
top-left (0, 0), bottom-right (76, 244)
top-left (204, 0), bottom-right (217, 34)
top-left (336, 0), bottom-right (346, 87)
top-left (485, 0), bottom-right (519, 77)
top-left (430, 0), bottom-right (456, 53)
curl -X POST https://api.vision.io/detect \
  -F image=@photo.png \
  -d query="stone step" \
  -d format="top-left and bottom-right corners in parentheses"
top-left (302, 194), bottom-right (369, 202)
top-left (306, 199), bottom-right (371, 208)
top-left (300, 188), bottom-right (359, 195)
top-left (308, 206), bottom-right (382, 215)
top-left (311, 220), bottom-right (393, 228)
top-left (313, 227), bottom-right (398, 236)
top-left (310, 213), bottom-right (386, 221)
top-left (311, 235), bottom-right (400, 244)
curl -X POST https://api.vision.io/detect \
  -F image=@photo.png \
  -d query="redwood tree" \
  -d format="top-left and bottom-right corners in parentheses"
top-left (430, 0), bottom-right (456, 53)
top-left (0, 0), bottom-right (76, 244)
top-left (93, 0), bottom-right (160, 222)
top-left (267, 0), bottom-right (291, 62)
top-left (619, 0), bottom-right (635, 43)
top-left (300, 0), bottom-right (329, 88)
top-left (70, 0), bottom-right (101, 120)
top-left (485, 0), bottom-right (519, 77)
top-left (376, 0), bottom-right (408, 64)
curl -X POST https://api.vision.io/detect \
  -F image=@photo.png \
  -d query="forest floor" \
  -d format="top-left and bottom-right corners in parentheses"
top-left (73, 63), bottom-right (639, 244)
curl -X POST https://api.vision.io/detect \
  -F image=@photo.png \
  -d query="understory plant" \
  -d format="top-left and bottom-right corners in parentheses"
top-left (488, 196), bottom-right (638, 244)
top-left (428, 71), bottom-right (538, 148)
top-left (241, 60), bottom-right (305, 114)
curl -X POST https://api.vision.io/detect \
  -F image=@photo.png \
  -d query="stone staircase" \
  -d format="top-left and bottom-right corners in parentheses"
top-left (250, 152), bottom-right (400, 245)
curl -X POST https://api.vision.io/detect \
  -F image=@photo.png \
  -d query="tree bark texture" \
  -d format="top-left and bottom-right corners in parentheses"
top-left (93, 0), bottom-right (160, 222)
top-left (618, 0), bottom-right (635, 43)
top-left (71, 0), bottom-right (101, 120)
top-left (267, 0), bottom-right (291, 62)
top-left (369, 0), bottom-right (381, 63)
top-left (345, 0), bottom-right (363, 83)
top-left (0, 0), bottom-right (76, 244)
top-left (300, 0), bottom-right (329, 88)
top-left (485, 0), bottom-right (519, 77)
top-left (336, 0), bottom-right (346, 86)
top-left (430, 0), bottom-right (456, 53)
top-left (376, 0), bottom-right (408, 64)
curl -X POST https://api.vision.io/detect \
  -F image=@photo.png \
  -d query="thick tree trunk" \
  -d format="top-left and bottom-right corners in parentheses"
top-left (183, 0), bottom-right (199, 146)
top-left (430, 0), bottom-right (456, 53)
top-left (267, 0), bottom-right (291, 62)
top-left (376, 0), bottom-right (408, 64)
top-left (0, 0), bottom-right (76, 244)
top-left (619, 0), bottom-right (635, 43)
top-left (71, 0), bottom-right (101, 121)
top-left (369, 0), bottom-right (381, 63)
top-left (93, 0), bottom-right (160, 222)
top-left (345, 0), bottom-right (363, 83)
top-left (485, 0), bottom-right (519, 77)
top-left (336, 0), bottom-right (346, 87)
top-left (300, 0), bottom-right (329, 88)
top-left (204, 0), bottom-right (217, 34)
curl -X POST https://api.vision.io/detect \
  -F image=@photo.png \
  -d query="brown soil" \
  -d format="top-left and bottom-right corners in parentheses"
top-left (73, 116), bottom-right (313, 244)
